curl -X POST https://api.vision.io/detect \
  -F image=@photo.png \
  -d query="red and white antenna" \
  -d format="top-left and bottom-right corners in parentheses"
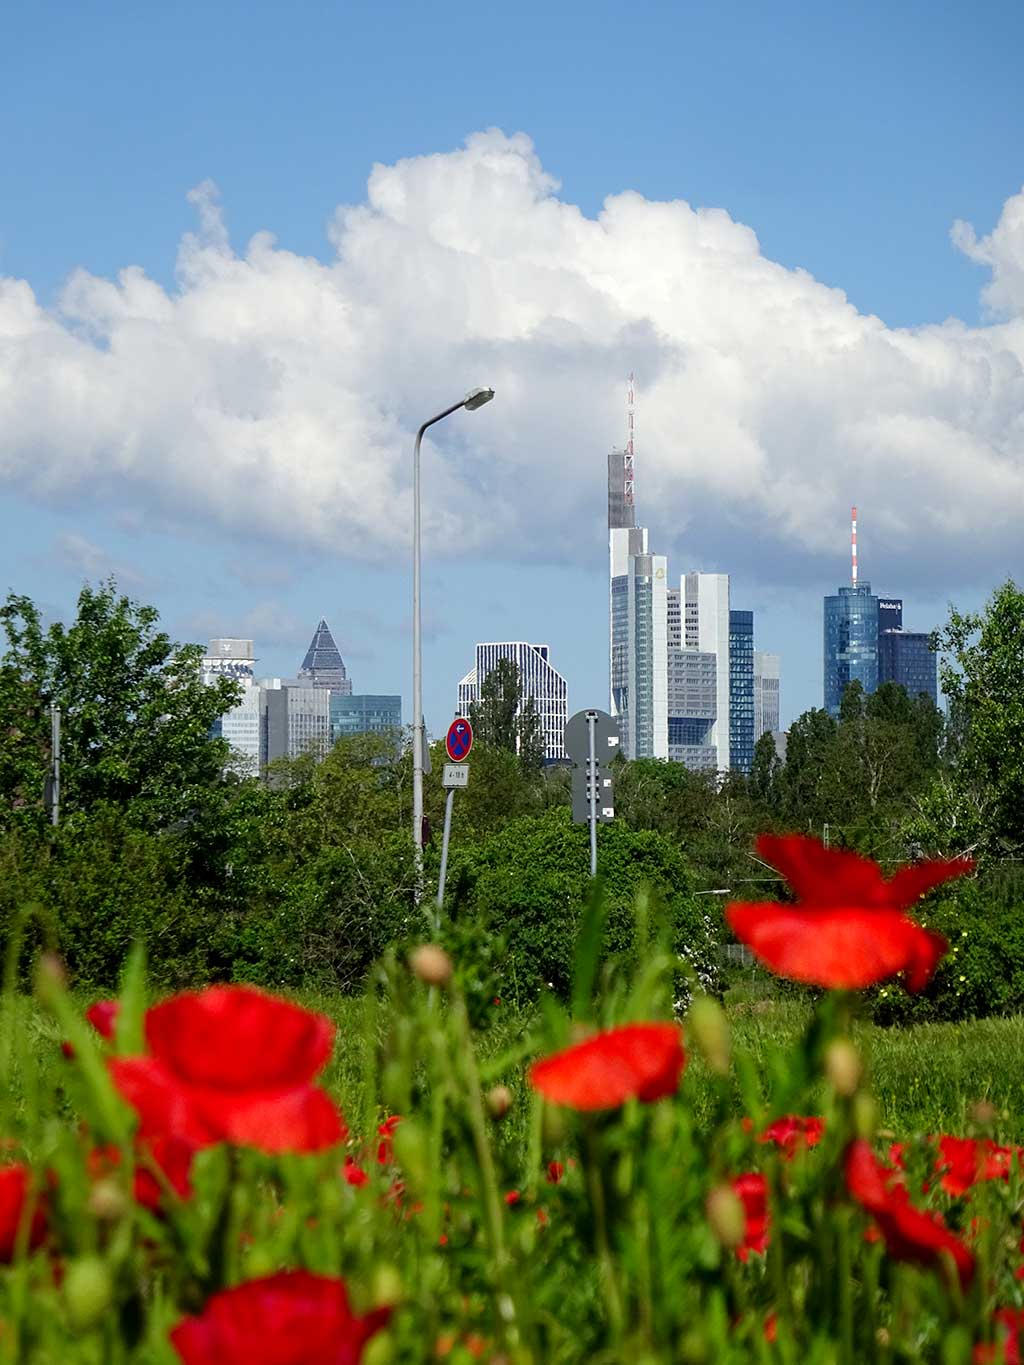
top-left (624, 373), bottom-right (635, 508)
top-left (851, 505), bottom-right (858, 585)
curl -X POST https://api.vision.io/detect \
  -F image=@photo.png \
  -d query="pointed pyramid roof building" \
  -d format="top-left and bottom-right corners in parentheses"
top-left (298, 618), bottom-right (352, 694)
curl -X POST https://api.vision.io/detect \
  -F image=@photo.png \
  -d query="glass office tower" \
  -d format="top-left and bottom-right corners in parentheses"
top-left (878, 631), bottom-right (938, 704)
top-left (728, 610), bottom-right (755, 773)
top-left (823, 582), bottom-right (880, 715)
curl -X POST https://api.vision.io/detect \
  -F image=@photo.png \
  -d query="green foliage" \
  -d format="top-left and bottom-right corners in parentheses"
top-left (467, 657), bottom-right (521, 753)
top-left (935, 579), bottom-right (1024, 856)
top-left (868, 865), bottom-right (1024, 1026)
top-left (442, 805), bottom-right (719, 1005)
top-left (467, 658), bottom-right (547, 776)
top-left (0, 581), bottom-right (240, 835)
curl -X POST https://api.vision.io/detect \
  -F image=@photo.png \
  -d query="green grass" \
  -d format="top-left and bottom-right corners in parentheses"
top-left (22, 988), bottom-right (1024, 1147)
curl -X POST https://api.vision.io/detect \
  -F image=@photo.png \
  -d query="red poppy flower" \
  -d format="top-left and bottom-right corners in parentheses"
top-left (89, 1137), bottom-right (195, 1212)
top-left (170, 1270), bottom-right (390, 1364)
top-left (935, 1136), bottom-right (1015, 1196)
top-left (528, 1023), bottom-right (685, 1111)
top-left (731, 1173), bottom-right (769, 1260)
top-left (0, 1165), bottom-right (46, 1261)
top-left (758, 1115), bottom-right (825, 1157)
top-left (726, 835), bottom-right (971, 991)
top-left (110, 987), bottom-right (345, 1156)
top-left (974, 1308), bottom-right (1024, 1365)
top-left (343, 1157), bottom-right (369, 1188)
top-left (376, 1116), bottom-right (401, 1166)
top-left (87, 1000), bottom-right (120, 1040)
top-left (546, 1160), bottom-right (565, 1185)
top-left (845, 1140), bottom-right (974, 1287)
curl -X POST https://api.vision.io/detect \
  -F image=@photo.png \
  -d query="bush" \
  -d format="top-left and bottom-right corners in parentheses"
top-left (868, 866), bottom-right (1024, 1025)
top-left (442, 806), bottom-right (719, 1006)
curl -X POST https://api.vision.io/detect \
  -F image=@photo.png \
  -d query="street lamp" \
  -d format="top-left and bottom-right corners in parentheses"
top-left (412, 387), bottom-right (495, 891)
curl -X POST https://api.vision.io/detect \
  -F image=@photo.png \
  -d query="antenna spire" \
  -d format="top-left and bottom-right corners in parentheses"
top-left (851, 505), bottom-right (858, 586)
top-left (624, 373), bottom-right (635, 510)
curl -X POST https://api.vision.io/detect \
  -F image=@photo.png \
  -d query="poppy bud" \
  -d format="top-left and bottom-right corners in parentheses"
top-left (968, 1100), bottom-right (998, 1126)
top-left (687, 996), bottom-right (731, 1076)
top-left (371, 1263), bottom-right (403, 1308)
top-left (825, 1039), bottom-right (862, 1097)
top-left (63, 1256), bottom-right (114, 1332)
top-left (705, 1184), bottom-right (746, 1249)
top-left (486, 1086), bottom-right (513, 1120)
top-left (37, 952), bottom-right (68, 992)
top-left (853, 1092), bottom-right (878, 1140)
top-left (409, 945), bottom-right (452, 989)
top-left (541, 1104), bottom-right (567, 1147)
top-left (87, 1177), bottom-right (128, 1222)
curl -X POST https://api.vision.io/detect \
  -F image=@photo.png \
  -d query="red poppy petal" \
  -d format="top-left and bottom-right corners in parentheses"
top-left (0, 1165), bottom-right (47, 1262)
top-left (528, 1024), bottom-right (685, 1111)
top-left (110, 1057), bottom-right (218, 1148)
top-left (145, 986), bottom-right (334, 1092)
top-left (190, 1085), bottom-right (347, 1154)
top-left (86, 1000), bottom-right (120, 1040)
top-left (845, 1139), bottom-right (897, 1213)
top-left (169, 1270), bottom-right (389, 1365)
top-left (727, 904), bottom-right (928, 989)
top-left (875, 1201), bottom-right (976, 1288)
top-left (755, 835), bottom-right (890, 907)
top-left (886, 858), bottom-right (974, 908)
top-left (903, 927), bottom-right (948, 993)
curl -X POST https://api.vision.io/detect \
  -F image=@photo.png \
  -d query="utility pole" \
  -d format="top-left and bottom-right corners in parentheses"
top-left (48, 702), bottom-right (61, 826)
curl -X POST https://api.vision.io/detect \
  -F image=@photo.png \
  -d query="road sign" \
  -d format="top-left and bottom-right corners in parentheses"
top-left (563, 709), bottom-right (620, 763)
top-left (443, 763), bottom-right (469, 789)
top-left (571, 768), bottom-right (615, 822)
top-left (445, 717), bottom-right (474, 762)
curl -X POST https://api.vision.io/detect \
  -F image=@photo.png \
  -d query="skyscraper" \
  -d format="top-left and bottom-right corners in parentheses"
top-left (298, 619), bottom-right (352, 695)
top-left (753, 652), bottom-right (781, 738)
top-left (610, 525), bottom-right (669, 759)
top-left (685, 572), bottom-right (731, 771)
top-left (729, 610), bottom-right (755, 774)
top-left (201, 638), bottom-right (261, 774)
top-left (824, 583), bottom-right (880, 714)
top-left (878, 631), bottom-right (938, 704)
top-left (457, 642), bottom-right (568, 761)
top-left (330, 693), bottom-right (402, 743)
top-left (261, 682), bottom-right (332, 763)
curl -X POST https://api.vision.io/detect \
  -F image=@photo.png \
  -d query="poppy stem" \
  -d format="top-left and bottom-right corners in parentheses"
top-left (449, 992), bottom-right (515, 1340)
top-left (584, 1119), bottom-right (625, 1342)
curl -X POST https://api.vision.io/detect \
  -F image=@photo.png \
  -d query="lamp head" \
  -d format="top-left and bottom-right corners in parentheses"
top-left (464, 386), bottom-right (495, 411)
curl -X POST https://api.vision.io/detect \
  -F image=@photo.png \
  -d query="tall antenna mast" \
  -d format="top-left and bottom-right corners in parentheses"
top-left (624, 373), bottom-right (635, 509)
top-left (851, 505), bottom-right (858, 586)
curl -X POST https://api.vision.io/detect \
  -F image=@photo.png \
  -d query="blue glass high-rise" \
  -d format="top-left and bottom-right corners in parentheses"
top-left (729, 609), bottom-right (754, 773)
top-left (823, 583), bottom-right (879, 715)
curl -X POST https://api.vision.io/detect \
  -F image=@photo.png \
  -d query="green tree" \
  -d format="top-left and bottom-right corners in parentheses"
top-left (468, 659), bottom-right (520, 753)
top-left (776, 707), bottom-right (839, 830)
top-left (0, 582), bottom-right (240, 833)
top-left (749, 731), bottom-right (782, 809)
top-left (923, 580), bottom-right (1024, 857)
top-left (517, 693), bottom-right (545, 776)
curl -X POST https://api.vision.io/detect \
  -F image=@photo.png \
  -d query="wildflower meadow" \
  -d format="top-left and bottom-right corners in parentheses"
top-left (2, 835), bottom-right (1024, 1363)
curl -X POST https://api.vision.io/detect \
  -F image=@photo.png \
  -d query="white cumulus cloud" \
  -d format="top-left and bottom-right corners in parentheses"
top-left (1, 130), bottom-right (1023, 591)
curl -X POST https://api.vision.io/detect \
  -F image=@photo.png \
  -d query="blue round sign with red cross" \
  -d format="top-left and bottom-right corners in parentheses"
top-left (445, 718), bottom-right (473, 762)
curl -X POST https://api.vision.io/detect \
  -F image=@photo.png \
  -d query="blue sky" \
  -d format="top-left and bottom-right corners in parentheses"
top-left (2, 0), bottom-right (1023, 732)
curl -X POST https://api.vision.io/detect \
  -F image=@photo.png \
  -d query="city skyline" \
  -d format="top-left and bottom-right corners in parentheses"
top-left (2, 3), bottom-right (1021, 737)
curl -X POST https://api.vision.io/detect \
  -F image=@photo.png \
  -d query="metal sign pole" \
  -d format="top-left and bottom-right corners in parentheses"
top-left (436, 788), bottom-right (455, 915)
top-left (51, 702), bottom-right (61, 828)
top-left (587, 711), bottom-right (597, 877)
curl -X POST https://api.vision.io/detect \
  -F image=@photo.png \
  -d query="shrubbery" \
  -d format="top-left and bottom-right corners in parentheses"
top-left (441, 806), bottom-right (719, 1005)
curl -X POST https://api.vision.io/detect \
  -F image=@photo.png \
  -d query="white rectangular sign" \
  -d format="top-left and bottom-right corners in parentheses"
top-left (442, 763), bottom-right (469, 788)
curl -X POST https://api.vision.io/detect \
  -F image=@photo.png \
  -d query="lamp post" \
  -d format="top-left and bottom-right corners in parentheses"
top-left (412, 387), bottom-right (494, 893)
